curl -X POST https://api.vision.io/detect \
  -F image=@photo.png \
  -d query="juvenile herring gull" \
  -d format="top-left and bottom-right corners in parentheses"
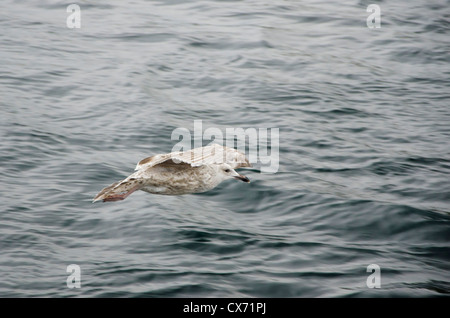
top-left (93, 144), bottom-right (251, 202)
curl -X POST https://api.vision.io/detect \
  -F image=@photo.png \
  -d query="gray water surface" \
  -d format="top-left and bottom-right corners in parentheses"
top-left (0, 0), bottom-right (449, 297)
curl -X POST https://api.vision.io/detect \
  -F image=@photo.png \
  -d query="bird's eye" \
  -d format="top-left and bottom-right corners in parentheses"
top-left (224, 169), bottom-right (230, 173)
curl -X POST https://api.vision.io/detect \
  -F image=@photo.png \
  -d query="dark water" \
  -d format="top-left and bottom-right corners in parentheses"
top-left (1, 0), bottom-right (449, 297)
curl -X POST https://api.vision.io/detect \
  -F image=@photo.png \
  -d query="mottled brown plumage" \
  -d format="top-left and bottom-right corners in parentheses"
top-left (93, 144), bottom-right (251, 202)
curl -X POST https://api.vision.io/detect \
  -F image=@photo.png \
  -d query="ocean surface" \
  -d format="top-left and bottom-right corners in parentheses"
top-left (0, 0), bottom-right (449, 297)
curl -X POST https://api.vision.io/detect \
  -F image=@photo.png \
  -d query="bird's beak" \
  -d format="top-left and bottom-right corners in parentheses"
top-left (234, 174), bottom-right (250, 183)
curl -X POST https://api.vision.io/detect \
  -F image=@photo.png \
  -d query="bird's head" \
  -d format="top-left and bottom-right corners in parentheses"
top-left (218, 163), bottom-right (250, 183)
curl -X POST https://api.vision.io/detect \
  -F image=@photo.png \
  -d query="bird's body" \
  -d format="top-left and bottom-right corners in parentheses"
top-left (93, 144), bottom-right (251, 202)
top-left (134, 163), bottom-right (227, 195)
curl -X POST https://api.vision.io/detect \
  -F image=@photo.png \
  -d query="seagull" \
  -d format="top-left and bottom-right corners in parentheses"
top-left (93, 144), bottom-right (252, 202)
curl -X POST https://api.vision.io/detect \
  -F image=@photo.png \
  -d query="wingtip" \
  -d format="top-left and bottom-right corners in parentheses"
top-left (92, 193), bottom-right (105, 203)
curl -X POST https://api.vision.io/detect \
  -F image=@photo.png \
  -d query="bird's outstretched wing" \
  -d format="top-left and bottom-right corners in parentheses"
top-left (135, 144), bottom-right (251, 171)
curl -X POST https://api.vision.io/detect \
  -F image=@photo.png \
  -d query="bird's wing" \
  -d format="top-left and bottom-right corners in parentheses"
top-left (135, 144), bottom-right (252, 170)
top-left (135, 153), bottom-right (172, 170)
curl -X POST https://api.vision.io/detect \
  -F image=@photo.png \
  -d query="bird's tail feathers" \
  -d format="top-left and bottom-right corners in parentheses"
top-left (93, 176), bottom-right (142, 202)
